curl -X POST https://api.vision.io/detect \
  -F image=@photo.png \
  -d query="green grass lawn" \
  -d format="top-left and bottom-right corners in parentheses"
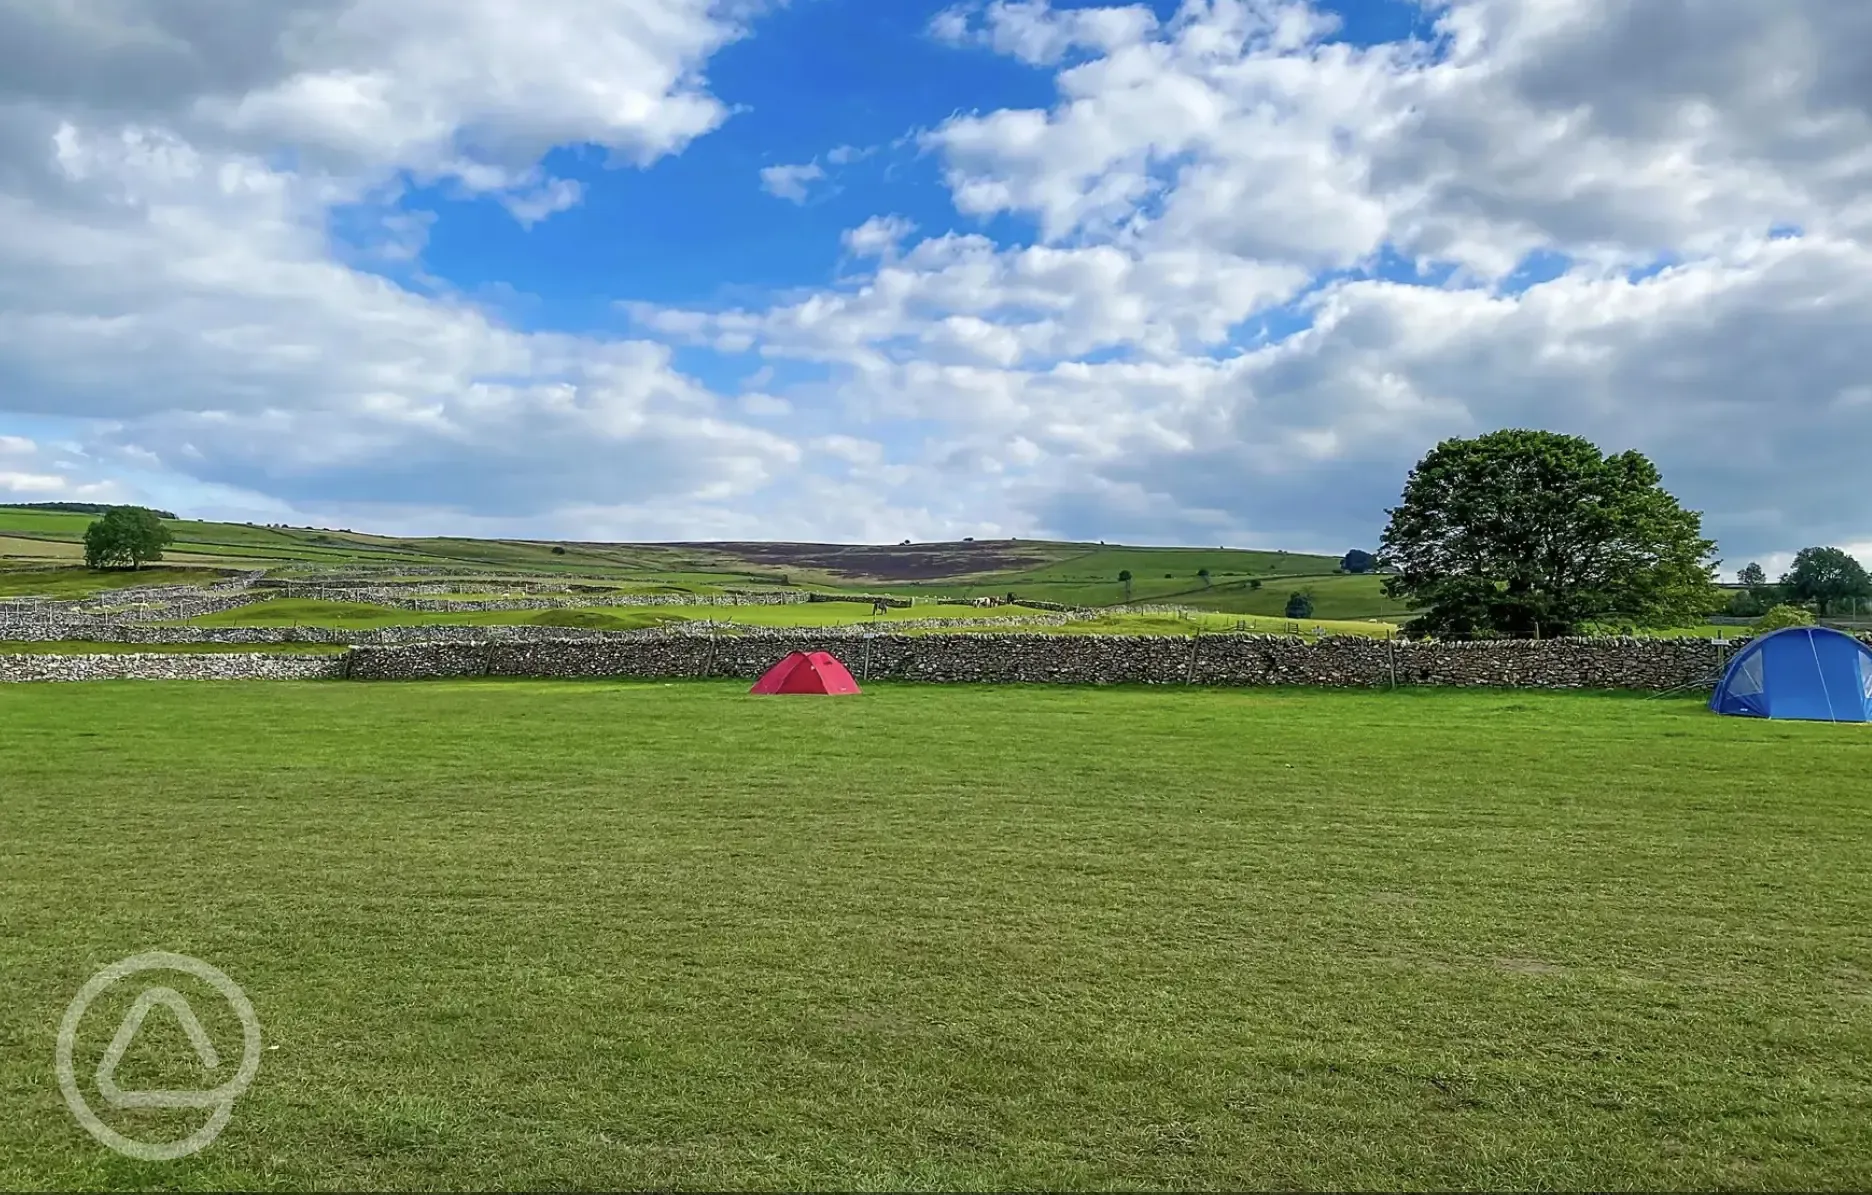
top-left (3, 682), bottom-right (1869, 1190)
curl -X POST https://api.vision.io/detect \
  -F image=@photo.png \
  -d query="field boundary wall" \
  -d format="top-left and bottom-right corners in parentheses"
top-left (9, 632), bottom-right (1869, 689)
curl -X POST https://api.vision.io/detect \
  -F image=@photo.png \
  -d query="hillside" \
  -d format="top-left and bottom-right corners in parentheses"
top-left (0, 506), bottom-right (1403, 618)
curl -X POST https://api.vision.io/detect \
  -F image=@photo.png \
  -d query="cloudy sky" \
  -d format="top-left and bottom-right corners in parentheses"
top-left (1, 0), bottom-right (1867, 570)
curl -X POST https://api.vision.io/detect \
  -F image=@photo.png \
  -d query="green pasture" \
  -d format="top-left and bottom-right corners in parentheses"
top-left (1168, 572), bottom-right (1418, 620)
top-left (878, 546), bottom-right (1348, 607)
top-left (2, 682), bottom-right (1869, 1190)
top-left (0, 508), bottom-right (1383, 609)
top-left (172, 598), bottom-right (1398, 638)
top-left (0, 567), bottom-right (236, 599)
top-left (997, 611), bottom-right (1394, 637)
top-left (177, 598), bottom-right (1047, 632)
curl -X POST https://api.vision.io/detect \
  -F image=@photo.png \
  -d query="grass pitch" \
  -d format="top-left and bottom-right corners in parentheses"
top-left (2, 682), bottom-right (1870, 1190)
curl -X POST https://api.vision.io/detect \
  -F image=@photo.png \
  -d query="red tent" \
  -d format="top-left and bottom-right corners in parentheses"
top-left (750, 650), bottom-right (862, 695)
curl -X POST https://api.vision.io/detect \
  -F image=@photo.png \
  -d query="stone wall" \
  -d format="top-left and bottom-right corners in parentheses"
top-left (11, 629), bottom-right (1865, 690)
top-left (806, 592), bottom-right (913, 608)
top-left (0, 652), bottom-right (348, 684)
top-left (0, 613), bottom-right (1063, 648)
top-left (341, 631), bottom-right (1756, 690)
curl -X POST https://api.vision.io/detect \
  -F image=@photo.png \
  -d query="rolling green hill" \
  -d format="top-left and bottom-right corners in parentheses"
top-left (0, 505), bottom-right (1399, 615)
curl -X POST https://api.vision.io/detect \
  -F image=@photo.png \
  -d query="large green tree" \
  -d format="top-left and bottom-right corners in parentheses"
top-left (82, 506), bottom-right (174, 570)
top-left (1780, 547), bottom-right (1872, 617)
top-left (1378, 430), bottom-right (1719, 639)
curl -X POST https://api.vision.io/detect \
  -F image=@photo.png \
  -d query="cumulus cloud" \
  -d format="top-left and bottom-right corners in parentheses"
top-left (0, 434), bottom-right (122, 501)
top-left (841, 215), bottom-right (918, 258)
top-left (0, 0), bottom-right (814, 523)
top-left (758, 160), bottom-right (826, 203)
top-left (3, 0), bottom-right (1871, 558)
top-left (631, 0), bottom-right (1872, 558)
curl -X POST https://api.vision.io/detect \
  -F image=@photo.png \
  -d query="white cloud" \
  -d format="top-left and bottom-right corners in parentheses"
top-left (0, 434), bottom-right (122, 501)
top-left (499, 176), bottom-right (584, 227)
top-left (626, 0), bottom-right (1872, 557)
top-left (841, 215), bottom-right (917, 258)
top-left (758, 160), bottom-right (826, 203)
top-left (0, 0), bottom-right (814, 524)
top-left (3, 0), bottom-right (1872, 560)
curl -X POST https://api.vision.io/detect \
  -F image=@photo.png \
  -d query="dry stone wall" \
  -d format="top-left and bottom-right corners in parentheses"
top-left (0, 652), bottom-right (347, 684)
top-left (340, 631), bottom-right (1760, 690)
top-left (10, 628), bottom-right (1868, 690)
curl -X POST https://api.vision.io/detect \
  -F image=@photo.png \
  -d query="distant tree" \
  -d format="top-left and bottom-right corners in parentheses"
top-left (1734, 560), bottom-right (1780, 610)
top-left (1780, 547), bottom-right (1872, 617)
top-left (1753, 603), bottom-right (1817, 633)
top-left (1724, 589), bottom-right (1765, 619)
top-left (82, 506), bottom-right (172, 570)
top-left (1248, 578), bottom-right (1263, 591)
top-left (1118, 568), bottom-right (1133, 600)
top-left (1197, 567), bottom-right (1212, 587)
top-left (1341, 549), bottom-right (1376, 574)
top-left (1378, 429), bottom-right (1718, 639)
top-left (1284, 591), bottom-right (1314, 619)
top-left (550, 546), bottom-right (567, 556)
top-left (3, 500), bottom-right (179, 518)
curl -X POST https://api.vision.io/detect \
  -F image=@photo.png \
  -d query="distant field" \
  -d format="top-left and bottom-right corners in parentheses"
top-left (0, 509), bottom-right (1376, 602)
top-left (997, 611), bottom-right (1393, 637)
top-left (3, 682), bottom-right (1869, 1189)
top-left (179, 598), bottom-right (1063, 632)
top-left (0, 566), bottom-right (236, 598)
top-left (1172, 572), bottom-right (1419, 621)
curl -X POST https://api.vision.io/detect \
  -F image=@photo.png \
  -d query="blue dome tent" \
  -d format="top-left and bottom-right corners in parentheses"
top-left (1710, 626), bottom-right (1872, 722)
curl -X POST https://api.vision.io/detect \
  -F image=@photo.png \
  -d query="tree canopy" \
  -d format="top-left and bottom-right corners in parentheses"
top-left (1340, 549), bottom-right (1376, 574)
top-left (1377, 429), bottom-right (1719, 639)
top-left (1780, 547), bottom-right (1872, 616)
top-left (82, 506), bottom-right (174, 570)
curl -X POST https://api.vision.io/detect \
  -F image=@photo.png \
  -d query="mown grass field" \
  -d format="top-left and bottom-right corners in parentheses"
top-left (3, 682), bottom-right (1869, 1190)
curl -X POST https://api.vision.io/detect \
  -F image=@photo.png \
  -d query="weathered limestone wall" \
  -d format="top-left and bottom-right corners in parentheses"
top-left (0, 652), bottom-right (347, 683)
top-left (8, 631), bottom-right (1858, 690)
top-left (341, 632), bottom-right (1753, 690)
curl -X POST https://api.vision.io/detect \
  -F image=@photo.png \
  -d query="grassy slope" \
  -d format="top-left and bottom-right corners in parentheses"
top-left (177, 598), bottom-right (1050, 631)
top-left (1174, 572), bottom-right (1419, 620)
top-left (0, 567), bottom-right (235, 599)
top-left (2, 509), bottom-right (1379, 610)
top-left (177, 598), bottom-right (1398, 636)
top-left (2, 683), bottom-right (1869, 1189)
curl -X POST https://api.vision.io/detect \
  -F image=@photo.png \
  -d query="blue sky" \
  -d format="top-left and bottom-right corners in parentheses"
top-left (0, 0), bottom-right (1868, 570)
top-left (367, 0), bottom-right (1440, 333)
